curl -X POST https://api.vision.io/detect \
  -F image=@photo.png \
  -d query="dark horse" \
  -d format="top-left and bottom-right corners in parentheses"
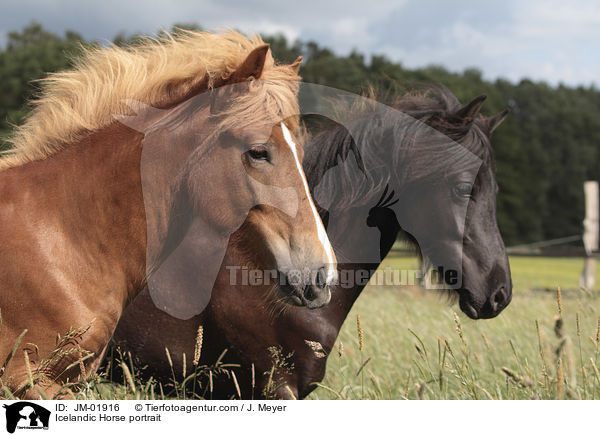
top-left (114, 85), bottom-right (511, 398)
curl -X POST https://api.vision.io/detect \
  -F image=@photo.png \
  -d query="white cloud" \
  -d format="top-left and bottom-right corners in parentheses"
top-left (362, 0), bottom-right (599, 86)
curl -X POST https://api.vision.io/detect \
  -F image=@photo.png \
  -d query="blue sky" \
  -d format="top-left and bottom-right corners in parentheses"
top-left (1, 0), bottom-right (598, 87)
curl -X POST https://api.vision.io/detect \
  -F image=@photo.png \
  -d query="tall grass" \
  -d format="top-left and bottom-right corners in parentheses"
top-left (1, 256), bottom-right (599, 399)
top-left (309, 256), bottom-right (600, 399)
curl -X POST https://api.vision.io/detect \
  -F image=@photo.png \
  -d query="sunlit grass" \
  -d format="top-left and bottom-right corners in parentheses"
top-left (2, 256), bottom-right (598, 399)
top-left (309, 256), bottom-right (600, 399)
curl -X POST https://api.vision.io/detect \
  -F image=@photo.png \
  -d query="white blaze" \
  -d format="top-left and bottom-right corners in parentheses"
top-left (280, 122), bottom-right (337, 283)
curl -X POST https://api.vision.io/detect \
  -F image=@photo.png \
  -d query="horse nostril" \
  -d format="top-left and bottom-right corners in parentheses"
top-left (304, 267), bottom-right (327, 302)
top-left (302, 266), bottom-right (331, 307)
top-left (491, 286), bottom-right (507, 312)
top-left (304, 284), bottom-right (316, 301)
top-left (315, 266), bottom-right (327, 289)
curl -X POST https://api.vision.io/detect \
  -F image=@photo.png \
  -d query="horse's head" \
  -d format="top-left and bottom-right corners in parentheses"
top-left (201, 117), bottom-right (337, 309)
top-left (307, 86), bottom-right (511, 319)
top-left (120, 43), bottom-right (336, 317)
top-left (392, 92), bottom-right (512, 319)
top-left (453, 101), bottom-right (512, 318)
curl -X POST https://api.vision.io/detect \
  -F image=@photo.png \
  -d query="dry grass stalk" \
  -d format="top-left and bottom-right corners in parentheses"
top-left (357, 315), bottom-right (364, 352)
top-left (535, 320), bottom-right (552, 389)
top-left (31, 321), bottom-right (94, 389)
top-left (453, 312), bottom-right (465, 342)
top-left (193, 325), bottom-right (203, 366)
top-left (355, 357), bottom-right (372, 377)
top-left (2, 329), bottom-right (28, 380)
top-left (284, 385), bottom-right (297, 400)
top-left (403, 368), bottom-right (412, 399)
top-left (553, 299), bottom-right (577, 392)
top-left (120, 361), bottom-right (136, 394)
top-left (590, 359), bottom-right (600, 384)
top-left (78, 348), bottom-right (87, 380)
top-left (556, 358), bottom-right (565, 399)
top-left (501, 366), bottom-right (534, 388)
top-left (251, 363), bottom-right (255, 398)
top-left (231, 371), bottom-right (241, 398)
top-left (23, 351), bottom-right (34, 392)
top-left (481, 332), bottom-right (490, 350)
top-left (304, 340), bottom-right (326, 358)
top-left (165, 347), bottom-right (173, 369)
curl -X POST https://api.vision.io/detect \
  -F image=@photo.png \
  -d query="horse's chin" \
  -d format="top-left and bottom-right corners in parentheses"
top-left (276, 287), bottom-right (304, 307)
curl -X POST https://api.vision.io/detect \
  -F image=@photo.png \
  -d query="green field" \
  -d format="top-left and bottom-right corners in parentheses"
top-left (2, 256), bottom-right (599, 400)
top-left (309, 256), bottom-right (600, 399)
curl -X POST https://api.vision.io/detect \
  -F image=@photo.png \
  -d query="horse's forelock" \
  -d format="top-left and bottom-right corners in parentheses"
top-left (213, 78), bottom-right (301, 138)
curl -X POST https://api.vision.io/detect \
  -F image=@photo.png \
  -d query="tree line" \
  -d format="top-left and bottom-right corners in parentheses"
top-left (1, 23), bottom-right (598, 246)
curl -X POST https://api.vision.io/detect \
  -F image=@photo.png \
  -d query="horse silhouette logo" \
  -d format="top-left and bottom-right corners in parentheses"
top-left (2, 402), bottom-right (50, 433)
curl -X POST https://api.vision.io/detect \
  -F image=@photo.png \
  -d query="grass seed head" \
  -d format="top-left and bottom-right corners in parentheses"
top-left (357, 315), bottom-right (364, 352)
top-left (165, 347), bottom-right (173, 370)
top-left (304, 340), bottom-right (326, 358)
top-left (193, 325), bottom-right (204, 366)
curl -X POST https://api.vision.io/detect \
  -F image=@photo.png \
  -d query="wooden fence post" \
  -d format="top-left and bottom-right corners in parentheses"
top-left (580, 181), bottom-right (599, 290)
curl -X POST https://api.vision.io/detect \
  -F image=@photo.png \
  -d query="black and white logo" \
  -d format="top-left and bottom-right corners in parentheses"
top-left (2, 402), bottom-right (50, 433)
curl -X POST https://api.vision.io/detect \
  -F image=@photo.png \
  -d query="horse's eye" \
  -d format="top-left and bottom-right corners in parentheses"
top-left (246, 145), bottom-right (270, 162)
top-left (453, 182), bottom-right (472, 199)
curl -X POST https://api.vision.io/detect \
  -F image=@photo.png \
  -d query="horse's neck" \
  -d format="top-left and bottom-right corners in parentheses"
top-left (0, 123), bottom-right (148, 302)
top-left (324, 218), bottom-right (399, 329)
top-left (306, 125), bottom-right (401, 322)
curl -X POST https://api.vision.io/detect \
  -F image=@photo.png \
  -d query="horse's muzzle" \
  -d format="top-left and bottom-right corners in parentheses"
top-left (277, 267), bottom-right (332, 309)
top-left (459, 283), bottom-right (512, 319)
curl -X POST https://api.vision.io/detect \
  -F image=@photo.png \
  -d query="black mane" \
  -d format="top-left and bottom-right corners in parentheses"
top-left (303, 84), bottom-right (493, 211)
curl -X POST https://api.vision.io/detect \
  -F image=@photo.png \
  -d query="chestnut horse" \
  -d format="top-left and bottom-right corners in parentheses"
top-left (0, 31), bottom-right (336, 398)
top-left (114, 85), bottom-right (512, 399)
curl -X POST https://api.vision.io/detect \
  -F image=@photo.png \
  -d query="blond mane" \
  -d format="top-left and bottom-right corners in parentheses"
top-left (0, 29), bottom-right (301, 169)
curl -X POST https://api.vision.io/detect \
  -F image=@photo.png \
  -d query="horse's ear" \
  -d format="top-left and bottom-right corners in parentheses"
top-left (455, 95), bottom-right (487, 122)
top-left (290, 56), bottom-right (302, 74)
top-left (483, 108), bottom-right (509, 135)
top-left (210, 44), bottom-right (270, 114)
top-left (230, 44), bottom-right (270, 82)
top-left (149, 45), bottom-right (270, 110)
